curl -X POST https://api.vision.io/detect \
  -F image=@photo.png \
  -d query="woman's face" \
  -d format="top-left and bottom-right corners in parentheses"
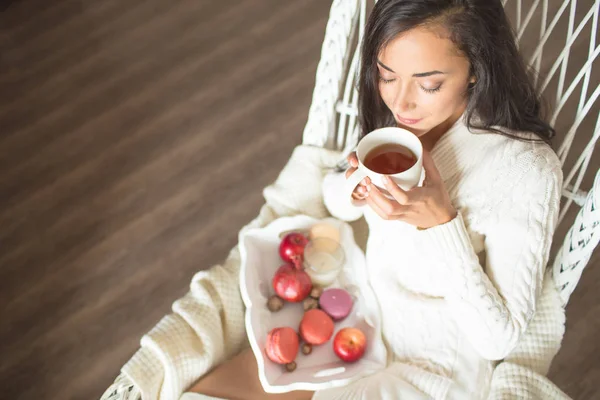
top-left (377, 26), bottom-right (474, 137)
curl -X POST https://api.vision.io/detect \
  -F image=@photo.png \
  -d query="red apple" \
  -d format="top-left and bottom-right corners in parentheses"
top-left (333, 327), bottom-right (366, 363)
top-left (272, 264), bottom-right (312, 302)
top-left (279, 232), bottom-right (309, 267)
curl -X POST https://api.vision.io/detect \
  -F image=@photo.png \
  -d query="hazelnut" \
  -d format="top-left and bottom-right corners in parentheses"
top-left (301, 343), bottom-right (312, 355)
top-left (267, 295), bottom-right (284, 312)
top-left (285, 361), bottom-right (297, 372)
top-left (310, 286), bottom-right (323, 299)
top-left (303, 297), bottom-right (319, 311)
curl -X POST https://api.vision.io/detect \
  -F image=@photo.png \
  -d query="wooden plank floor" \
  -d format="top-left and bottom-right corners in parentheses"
top-left (0, 1), bottom-right (598, 399)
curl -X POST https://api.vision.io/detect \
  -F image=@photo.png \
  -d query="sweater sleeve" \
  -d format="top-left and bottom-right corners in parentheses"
top-left (106, 145), bottom-right (341, 400)
top-left (416, 150), bottom-right (562, 361)
top-left (322, 171), bottom-right (365, 222)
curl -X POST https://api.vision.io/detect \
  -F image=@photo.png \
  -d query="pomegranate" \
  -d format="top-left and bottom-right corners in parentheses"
top-left (272, 264), bottom-right (312, 302)
top-left (279, 232), bottom-right (309, 267)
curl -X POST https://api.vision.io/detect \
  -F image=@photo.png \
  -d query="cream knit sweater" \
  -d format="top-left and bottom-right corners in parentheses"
top-left (102, 120), bottom-right (570, 400)
top-left (315, 118), bottom-right (564, 399)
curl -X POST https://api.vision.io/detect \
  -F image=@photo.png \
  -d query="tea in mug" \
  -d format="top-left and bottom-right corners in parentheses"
top-left (363, 144), bottom-right (417, 174)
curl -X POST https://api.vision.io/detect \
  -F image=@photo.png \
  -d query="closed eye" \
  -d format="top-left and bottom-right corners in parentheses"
top-left (379, 76), bottom-right (396, 84)
top-left (420, 85), bottom-right (442, 94)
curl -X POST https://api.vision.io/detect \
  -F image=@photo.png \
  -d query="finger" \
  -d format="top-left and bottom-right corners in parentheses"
top-left (345, 166), bottom-right (358, 179)
top-left (354, 185), bottom-right (370, 198)
top-left (353, 181), bottom-right (371, 201)
top-left (366, 184), bottom-right (400, 216)
top-left (381, 176), bottom-right (410, 204)
top-left (366, 196), bottom-right (390, 220)
top-left (352, 191), bottom-right (367, 201)
top-left (351, 196), bottom-right (368, 206)
top-left (351, 184), bottom-right (369, 204)
top-left (422, 151), bottom-right (442, 184)
top-left (347, 152), bottom-right (359, 168)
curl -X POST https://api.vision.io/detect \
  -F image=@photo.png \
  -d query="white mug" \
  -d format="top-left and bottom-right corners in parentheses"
top-left (344, 127), bottom-right (424, 201)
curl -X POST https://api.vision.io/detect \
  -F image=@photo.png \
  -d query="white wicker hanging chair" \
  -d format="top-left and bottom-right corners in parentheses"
top-left (303, 0), bottom-right (600, 308)
top-left (102, 0), bottom-right (599, 399)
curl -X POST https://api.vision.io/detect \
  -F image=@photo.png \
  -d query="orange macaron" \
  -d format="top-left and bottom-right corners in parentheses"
top-left (299, 309), bottom-right (335, 345)
top-left (265, 327), bottom-right (300, 364)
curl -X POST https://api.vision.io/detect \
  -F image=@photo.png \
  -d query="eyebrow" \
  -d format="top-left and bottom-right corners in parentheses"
top-left (377, 60), bottom-right (445, 78)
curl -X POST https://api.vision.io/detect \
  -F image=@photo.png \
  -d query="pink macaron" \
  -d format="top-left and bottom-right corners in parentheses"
top-left (265, 327), bottom-right (299, 364)
top-left (319, 288), bottom-right (354, 321)
top-left (299, 309), bottom-right (335, 345)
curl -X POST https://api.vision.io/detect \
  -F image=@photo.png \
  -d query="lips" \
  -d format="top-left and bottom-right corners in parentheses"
top-left (396, 115), bottom-right (423, 125)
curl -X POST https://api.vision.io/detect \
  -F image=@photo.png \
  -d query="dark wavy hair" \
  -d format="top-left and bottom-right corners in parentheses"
top-left (359, 0), bottom-right (555, 143)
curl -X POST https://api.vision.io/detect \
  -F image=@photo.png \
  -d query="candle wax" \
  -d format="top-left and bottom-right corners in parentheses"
top-left (305, 250), bottom-right (342, 286)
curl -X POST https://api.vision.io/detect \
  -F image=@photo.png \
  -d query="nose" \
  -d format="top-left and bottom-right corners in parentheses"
top-left (392, 84), bottom-right (416, 114)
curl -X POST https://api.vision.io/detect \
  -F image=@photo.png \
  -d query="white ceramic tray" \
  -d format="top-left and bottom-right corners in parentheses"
top-left (239, 215), bottom-right (387, 394)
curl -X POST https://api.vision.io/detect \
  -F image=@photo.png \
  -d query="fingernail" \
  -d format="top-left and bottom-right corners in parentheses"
top-left (383, 176), bottom-right (390, 183)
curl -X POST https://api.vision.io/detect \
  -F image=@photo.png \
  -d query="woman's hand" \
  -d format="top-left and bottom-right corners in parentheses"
top-left (365, 151), bottom-right (457, 229)
top-left (345, 152), bottom-right (371, 205)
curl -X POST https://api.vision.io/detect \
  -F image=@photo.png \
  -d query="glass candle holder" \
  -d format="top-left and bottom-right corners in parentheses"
top-left (303, 237), bottom-right (345, 287)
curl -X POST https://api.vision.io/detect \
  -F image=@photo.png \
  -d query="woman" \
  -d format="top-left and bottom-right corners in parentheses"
top-left (187, 0), bottom-right (561, 398)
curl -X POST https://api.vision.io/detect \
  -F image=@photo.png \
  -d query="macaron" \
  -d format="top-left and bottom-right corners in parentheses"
top-left (318, 288), bottom-right (353, 321)
top-left (299, 309), bottom-right (334, 345)
top-left (265, 327), bottom-right (299, 364)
